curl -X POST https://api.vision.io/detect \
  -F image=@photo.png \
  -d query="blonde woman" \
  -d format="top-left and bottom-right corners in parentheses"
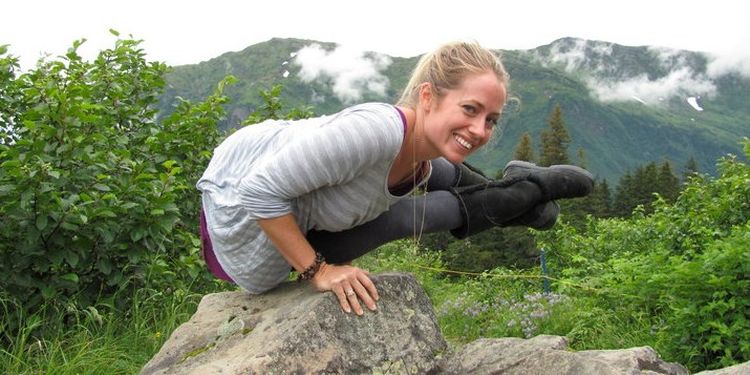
top-left (197, 41), bottom-right (593, 315)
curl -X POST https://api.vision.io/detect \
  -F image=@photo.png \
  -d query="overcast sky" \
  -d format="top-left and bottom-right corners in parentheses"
top-left (3, 0), bottom-right (749, 70)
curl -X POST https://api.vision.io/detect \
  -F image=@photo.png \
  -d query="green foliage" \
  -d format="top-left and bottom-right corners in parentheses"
top-left (537, 139), bottom-right (750, 371)
top-left (0, 36), bottom-right (232, 327)
top-left (242, 84), bottom-right (314, 125)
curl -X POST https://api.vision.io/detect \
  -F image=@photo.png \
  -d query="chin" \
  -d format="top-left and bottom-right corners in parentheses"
top-left (442, 153), bottom-right (468, 164)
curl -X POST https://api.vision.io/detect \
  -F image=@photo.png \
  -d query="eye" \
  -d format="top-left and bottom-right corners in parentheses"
top-left (462, 104), bottom-right (477, 114)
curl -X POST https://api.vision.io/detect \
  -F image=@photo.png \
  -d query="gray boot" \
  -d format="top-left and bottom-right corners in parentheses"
top-left (503, 160), bottom-right (594, 201)
top-left (454, 162), bottom-right (490, 187)
top-left (450, 161), bottom-right (593, 238)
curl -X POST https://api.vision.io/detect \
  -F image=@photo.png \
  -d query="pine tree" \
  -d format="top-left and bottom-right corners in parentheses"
top-left (683, 156), bottom-right (700, 182)
top-left (513, 132), bottom-right (535, 162)
top-left (613, 171), bottom-right (635, 216)
top-left (539, 104), bottom-right (571, 167)
top-left (588, 178), bottom-right (612, 217)
top-left (657, 160), bottom-right (680, 203)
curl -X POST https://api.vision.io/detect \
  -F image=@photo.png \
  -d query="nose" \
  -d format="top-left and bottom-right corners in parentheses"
top-left (468, 117), bottom-right (487, 140)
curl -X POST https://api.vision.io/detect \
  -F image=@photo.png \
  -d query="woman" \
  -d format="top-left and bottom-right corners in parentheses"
top-left (197, 41), bottom-right (593, 316)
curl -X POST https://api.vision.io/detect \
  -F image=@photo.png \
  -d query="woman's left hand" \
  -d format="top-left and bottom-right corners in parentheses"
top-left (311, 262), bottom-right (379, 315)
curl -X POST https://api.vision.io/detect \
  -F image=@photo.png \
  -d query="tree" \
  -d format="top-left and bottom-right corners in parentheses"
top-left (539, 104), bottom-right (571, 167)
top-left (683, 156), bottom-right (700, 182)
top-left (513, 132), bottom-right (536, 162)
top-left (657, 160), bottom-right (680, 203)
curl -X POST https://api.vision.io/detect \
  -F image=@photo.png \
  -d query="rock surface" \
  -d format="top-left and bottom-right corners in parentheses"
top-left (140, 273), bottom-right (447, 374)
top-left (142, 272), bottom-right (749, 374)
top-left (439, 335), bottom-right (688, 374)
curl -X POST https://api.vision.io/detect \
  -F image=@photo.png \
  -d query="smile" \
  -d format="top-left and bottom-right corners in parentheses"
top-left (454, 134), bottom-right (474, 150)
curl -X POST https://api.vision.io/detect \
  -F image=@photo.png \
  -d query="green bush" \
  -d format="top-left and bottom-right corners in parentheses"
top-left (0, 34), bottom-right (231, 322)
top-left (536, 138), bottom-right (750, 371)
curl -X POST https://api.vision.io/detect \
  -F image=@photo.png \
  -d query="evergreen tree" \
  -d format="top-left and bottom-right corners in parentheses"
top-left (613, 171), bottom-right (635, 216)
top-left (588, 178), bottom-right (612, 217)
top-left (539, 104), bottom-right (571, 166)
top-left (683, 156), bottom-right (700, 182)
top-left (657, 160), bottom-right (680, 203)
top-left (513, 132), bottom-right (535, 162)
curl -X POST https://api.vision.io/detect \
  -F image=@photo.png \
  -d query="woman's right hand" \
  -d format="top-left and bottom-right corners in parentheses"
top-left (311, 262), bottom-right (379, 315)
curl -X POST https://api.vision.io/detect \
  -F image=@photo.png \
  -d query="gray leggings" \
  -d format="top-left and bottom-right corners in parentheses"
top-left (306, 157), bottom-right (464, 263)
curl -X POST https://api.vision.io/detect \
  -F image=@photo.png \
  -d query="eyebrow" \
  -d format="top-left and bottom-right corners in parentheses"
top-left (465, 100), bottom-right (501, 117)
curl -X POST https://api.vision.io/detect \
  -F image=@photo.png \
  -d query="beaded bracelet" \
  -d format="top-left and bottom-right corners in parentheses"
top-left (297, 252), bottom-right (325, 282)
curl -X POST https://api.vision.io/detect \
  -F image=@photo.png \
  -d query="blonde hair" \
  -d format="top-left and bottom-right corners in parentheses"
top-left (397, 41), bottom-right (509, 108)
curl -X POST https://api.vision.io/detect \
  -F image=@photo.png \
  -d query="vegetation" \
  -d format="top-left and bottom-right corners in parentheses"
top-left (1, 35), bottom-right (748, 374)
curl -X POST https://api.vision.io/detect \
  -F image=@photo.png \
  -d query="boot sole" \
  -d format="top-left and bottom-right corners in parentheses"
top-left (504, 160), bottom-right (594, 180)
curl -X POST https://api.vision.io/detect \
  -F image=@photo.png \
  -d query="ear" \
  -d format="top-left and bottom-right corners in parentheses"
top-left (417, 83), bottom-right (433, 113)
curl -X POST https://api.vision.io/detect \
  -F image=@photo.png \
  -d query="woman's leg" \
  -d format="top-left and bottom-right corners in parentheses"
top-left (307, 190), bottom-right (463, 264)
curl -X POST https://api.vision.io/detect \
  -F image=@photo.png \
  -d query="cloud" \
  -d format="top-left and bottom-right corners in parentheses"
top-left (293, 44), bottom-right (391, 104)
top-left (534, 39), bottom-right (719, 104)
top-left (706, 53), bottom-right (750, 78)
top-left (587, 67), bottom-right (716, 103)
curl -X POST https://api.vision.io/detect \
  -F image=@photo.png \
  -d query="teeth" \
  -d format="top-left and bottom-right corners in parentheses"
top-left (455, 135), bottom-right (473, 150)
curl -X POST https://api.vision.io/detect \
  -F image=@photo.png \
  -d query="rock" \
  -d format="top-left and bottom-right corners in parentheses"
top-left (694, 361), bottom-right (750, 375)
top-left (142, 271), bottom-right (746, 374)
top-left (140, 273), bottom-right (447, 374)
top-left (438, 335), bottom-right (689, 375)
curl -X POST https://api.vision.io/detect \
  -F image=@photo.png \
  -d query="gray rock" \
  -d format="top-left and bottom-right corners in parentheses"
top-left (438, 335), bottom-right (689, 375)
top-left (140, 273), bottom-right (447, 374)
top-left (142, 271), bottom-right (748, 374)
top-left (694, 361), bottom-right (750, 375)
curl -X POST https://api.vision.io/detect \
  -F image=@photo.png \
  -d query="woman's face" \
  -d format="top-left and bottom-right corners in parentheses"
top-left (420, 72), bottom-right (506, 164)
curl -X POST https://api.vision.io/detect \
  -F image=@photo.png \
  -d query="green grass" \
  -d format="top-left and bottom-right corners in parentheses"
top-left (0, 285), bottom-right (227, 374)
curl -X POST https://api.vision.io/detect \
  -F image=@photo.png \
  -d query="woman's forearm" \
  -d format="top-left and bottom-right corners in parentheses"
top-left (257, 214), bottom-right (317, 272)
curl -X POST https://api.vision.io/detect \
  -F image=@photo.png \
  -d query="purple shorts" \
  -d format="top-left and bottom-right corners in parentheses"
top-left (200, 210), bottom-right (234, 282)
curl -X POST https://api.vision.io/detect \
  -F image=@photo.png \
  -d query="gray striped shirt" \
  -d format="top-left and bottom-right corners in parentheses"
top-left (197, 103), bottom-right (429, 293)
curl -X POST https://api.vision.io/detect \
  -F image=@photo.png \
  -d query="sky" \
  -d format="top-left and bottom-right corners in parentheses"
top-left (3, 0), bottom-right (750, 71)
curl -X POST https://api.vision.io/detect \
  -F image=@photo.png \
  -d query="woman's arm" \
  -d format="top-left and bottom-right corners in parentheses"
top-left (258, 214), bottom-right (379, 315)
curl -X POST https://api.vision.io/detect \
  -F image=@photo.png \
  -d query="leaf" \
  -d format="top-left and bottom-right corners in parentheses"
top-left (109, 29), bottom-right (120, 36)
top-left (60, 273), bottom-right (79, 283)
top-left (35, 215), bottom-right (48, 231)
top-left (150, 208), bottom-right (165, 216)
top-left (93, 183), bottom-right (110, 192)
top-left (97, 258), bottom-right (112, 275)
top-left (47, 170), bottom-right (61, 179)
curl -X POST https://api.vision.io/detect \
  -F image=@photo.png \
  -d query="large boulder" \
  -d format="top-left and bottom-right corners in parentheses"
top-left (140, 273), bottom-right (447, 374)
top-left (439, 335), bottom-right (688, 374)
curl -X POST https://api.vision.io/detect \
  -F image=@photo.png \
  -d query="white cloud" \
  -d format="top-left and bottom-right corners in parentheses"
top-left (293, 44), bottom-right (391, 104)
top-left (534, 39), bottom-right (719, 104)
top-left (707, 53), bottom-right (750, 78)
top-left (587, 67), bottom-right (716, 103)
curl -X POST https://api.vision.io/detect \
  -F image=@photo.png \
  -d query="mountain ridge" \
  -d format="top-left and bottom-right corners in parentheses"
top-left (157, 37), bottom-right (749, 182)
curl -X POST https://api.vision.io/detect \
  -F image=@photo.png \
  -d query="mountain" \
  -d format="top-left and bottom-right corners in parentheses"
top-left (157, 37), bottom-right (750, 182)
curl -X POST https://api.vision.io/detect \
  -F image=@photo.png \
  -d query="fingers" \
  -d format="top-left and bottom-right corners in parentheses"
top-left (323, 266), bottom-right (379, 316)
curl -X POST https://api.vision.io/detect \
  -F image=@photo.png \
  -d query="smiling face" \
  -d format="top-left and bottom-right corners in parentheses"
top-left (419, 71), bottom-right (507, 164)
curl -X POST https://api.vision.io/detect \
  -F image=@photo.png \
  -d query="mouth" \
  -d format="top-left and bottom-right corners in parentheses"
top-left (454, 134), bottom-right (474, 151)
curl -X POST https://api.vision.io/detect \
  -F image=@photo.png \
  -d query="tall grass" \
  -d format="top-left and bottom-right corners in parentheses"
top-left (0, 284), bottom-right (225, 374)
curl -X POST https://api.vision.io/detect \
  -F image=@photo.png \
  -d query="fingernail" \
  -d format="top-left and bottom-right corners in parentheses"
top-left (344, 306), bottom-right (351, 313)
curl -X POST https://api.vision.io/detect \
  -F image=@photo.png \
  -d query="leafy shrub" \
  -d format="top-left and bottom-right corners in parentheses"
top-left (0, 34), bottom-right (232, 323)
top-left (536, 138), bottom-right (750, 371)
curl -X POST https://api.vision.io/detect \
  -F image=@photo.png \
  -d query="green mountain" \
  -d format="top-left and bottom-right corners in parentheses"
top-left (158, 37), bottom-right (749, 182)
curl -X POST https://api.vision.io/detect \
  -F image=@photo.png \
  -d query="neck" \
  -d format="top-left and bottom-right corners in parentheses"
top-left (389, 106), bottom-right (432, 187)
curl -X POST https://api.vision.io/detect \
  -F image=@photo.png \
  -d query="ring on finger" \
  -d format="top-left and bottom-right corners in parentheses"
top-left (345, 289), bottom-right (355, 297)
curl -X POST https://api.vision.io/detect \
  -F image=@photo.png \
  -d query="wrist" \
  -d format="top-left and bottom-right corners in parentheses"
top-left (297, 252), bottom-right (325, 282)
